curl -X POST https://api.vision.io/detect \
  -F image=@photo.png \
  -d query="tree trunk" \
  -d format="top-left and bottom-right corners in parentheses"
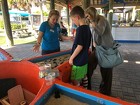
top-left (1, 0), bottom-right (14, 46)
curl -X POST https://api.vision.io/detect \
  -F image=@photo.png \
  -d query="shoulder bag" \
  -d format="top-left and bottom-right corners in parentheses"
top-left (95, 43), bottom-right (123, 68)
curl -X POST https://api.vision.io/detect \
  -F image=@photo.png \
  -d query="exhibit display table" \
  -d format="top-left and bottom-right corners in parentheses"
top-left (112, 27), bottom-right (140, 43)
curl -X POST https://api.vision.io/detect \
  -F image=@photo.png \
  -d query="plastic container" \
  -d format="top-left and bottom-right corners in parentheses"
top-left (51, 69), bottom-right (59, 77)
top-left (48, 72), bottom-right (55, 78)
top-left (45, 63), bottom-right (51, 70)
top-left (45, 74), bottom-right (54, 86)
top-left (39, 66), bottom-right (47, 78)
top-left (39, 64), bottom-right (52, 78)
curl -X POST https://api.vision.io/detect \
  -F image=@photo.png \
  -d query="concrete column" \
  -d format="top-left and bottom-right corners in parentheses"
top-left (55, 5), bottom-right (62, 14)
top-left (132, 6), bottom-right (136, 21)
top-left (55, 5), bottom-right (62, 23)
top-left (108, 0), bottom-right (114, 29)
top-left (39, 2), bottom-right (44, 23)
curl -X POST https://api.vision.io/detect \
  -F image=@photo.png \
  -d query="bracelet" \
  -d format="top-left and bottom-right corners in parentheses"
top-left (34, 43), bottom-right (40, 47)
top-left (37, 42), bottom-right (40, 45)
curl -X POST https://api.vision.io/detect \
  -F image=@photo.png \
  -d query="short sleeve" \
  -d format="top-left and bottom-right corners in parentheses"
top-left (56, 23), bottom-right (61, 36)
top-left (76, 28), bottom-right (84, 46)
top-left (39, 22), bottom-right (47, 33)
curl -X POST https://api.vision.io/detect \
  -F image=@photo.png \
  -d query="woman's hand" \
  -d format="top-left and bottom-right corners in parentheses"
top-left (33, 31), bottom-right (43, 52)
top-left (32, 43), bottom-right (40, 52)
top-left (92, 22), bottom-right (96, 28)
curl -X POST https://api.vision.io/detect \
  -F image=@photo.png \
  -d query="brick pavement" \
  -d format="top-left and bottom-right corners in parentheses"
top-left (91, 43), bottom-right (140, 104)
top-left (1, 40), bottom-right (72, 59)
top-left (1, 42), bottom-right (140, 104)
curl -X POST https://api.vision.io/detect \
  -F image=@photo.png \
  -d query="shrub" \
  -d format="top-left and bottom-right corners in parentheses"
top-left (0, 20), bottom-right (26, 30)
top-left (0, 20), bottom-right (4, 29)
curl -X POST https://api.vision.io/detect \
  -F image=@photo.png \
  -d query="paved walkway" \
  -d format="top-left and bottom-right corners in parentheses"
top-left (92, 43), bottom-right (140, 104)
top-left (1, 42), bottom-right (140, 104)
top-left (1, 40), bottom-right (73, 59)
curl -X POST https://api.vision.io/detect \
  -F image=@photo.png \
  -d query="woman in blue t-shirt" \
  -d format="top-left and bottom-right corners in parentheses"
top-left (33, 10), bottom-right (72, 55)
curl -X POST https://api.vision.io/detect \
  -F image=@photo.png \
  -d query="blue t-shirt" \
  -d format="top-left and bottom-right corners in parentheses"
top-left (39, 21), bottom-right (61, 51)
top-left (71, 25), bottom-right (92, 66)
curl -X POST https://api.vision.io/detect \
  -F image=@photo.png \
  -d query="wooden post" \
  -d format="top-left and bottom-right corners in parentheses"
top-left (66, 2), bottom-right (70, 36)
top-left (108, 0), bottom-right (113, 29)
top-left (90, 0), bottom-right (93, 5)
top-left (82, 0), bottom-right (90, 9)
top-left (88, 0), bottom-right (90, 7)
top-left (50, 0), bottom-right (55, 10)
top-left (1, 0), bottom-right (14, 46)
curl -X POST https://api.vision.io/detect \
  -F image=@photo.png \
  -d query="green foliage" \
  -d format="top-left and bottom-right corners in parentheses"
top-left (136, 10), bottom-right (140, 21)
top-left (11, 23), bottom-right (21, 29)
top-left (36, 11), bottom-right (40, 14)
top-left (43, 11), bottom-right (48, 16)
top-left (8, 0), bottom-right (13, 4)
top-left (0, 20), bottom-right (26, 30)
top-left (0, 36), bottom-right (36, 46)
top-left (0, 36), bottom-right (6, 45)
top-left (0, 20), bottom-right (4, 29)
top-left (11, 23), bottom-right (26, 30)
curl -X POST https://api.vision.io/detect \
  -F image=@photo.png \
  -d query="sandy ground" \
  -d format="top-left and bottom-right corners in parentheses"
top-left (45, 94), bottom-right (88, 105)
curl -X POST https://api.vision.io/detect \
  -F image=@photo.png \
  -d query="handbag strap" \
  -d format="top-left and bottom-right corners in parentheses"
top-left (91, 29), bottom-right (95, 51)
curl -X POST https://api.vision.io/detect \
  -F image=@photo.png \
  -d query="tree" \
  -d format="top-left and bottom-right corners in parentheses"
top-left (1, 0), bottom-right (14, 46)
top-left (7, 0), bottom-right (46, 25)
top-left (1, 0), bottom-right (50, 46)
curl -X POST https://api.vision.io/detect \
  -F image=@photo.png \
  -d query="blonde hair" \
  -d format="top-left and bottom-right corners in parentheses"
top-left (48, 10), bottom-right (60, 21)
top-left (85, 6), bottom-right (98, 20)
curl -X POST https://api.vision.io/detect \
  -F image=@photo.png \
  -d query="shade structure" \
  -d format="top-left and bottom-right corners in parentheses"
top-left (0, 10), bottom-right (30, 17)
top-left (8, 10), bottom-right (30, 16)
